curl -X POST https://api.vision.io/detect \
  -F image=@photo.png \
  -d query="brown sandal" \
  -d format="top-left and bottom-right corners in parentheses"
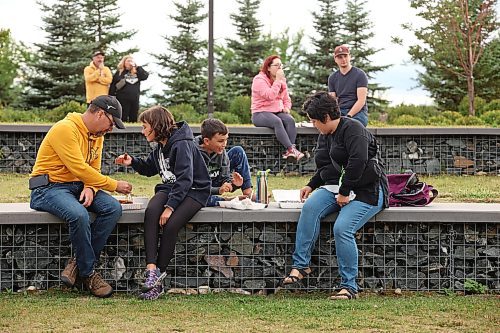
top-left (329, 288), bottom-right (358, 300)
top-left (280, 268), bottom-right (311, 286)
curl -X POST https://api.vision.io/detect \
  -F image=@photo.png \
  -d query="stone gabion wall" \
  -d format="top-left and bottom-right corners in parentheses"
top-left (1, 221), bottom-right (498, 293)
top-left (0, 127), bottom-right (498, 175)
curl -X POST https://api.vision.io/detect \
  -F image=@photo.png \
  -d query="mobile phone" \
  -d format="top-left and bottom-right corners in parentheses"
top-left (29, 174), bottom-right (50, 190)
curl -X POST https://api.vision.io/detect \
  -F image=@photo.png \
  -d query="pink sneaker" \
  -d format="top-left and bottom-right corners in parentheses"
top-left (292, 147), bottom-right (305, 161)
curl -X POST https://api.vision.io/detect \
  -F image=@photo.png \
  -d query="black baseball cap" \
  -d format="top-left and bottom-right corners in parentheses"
top-left (90, 95), bottom-right (125, 129)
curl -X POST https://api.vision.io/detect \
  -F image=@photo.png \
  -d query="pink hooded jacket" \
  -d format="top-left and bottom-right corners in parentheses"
top-left (251, 72), bottom-right (292, 113)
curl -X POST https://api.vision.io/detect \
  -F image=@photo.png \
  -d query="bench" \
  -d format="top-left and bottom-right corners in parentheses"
top-left (1, 202), bottom-right (499, 293)
top-left (1, 202), bottom-right (499, 224)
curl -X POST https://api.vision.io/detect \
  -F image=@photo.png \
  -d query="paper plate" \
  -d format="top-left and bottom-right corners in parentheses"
top-left (113, 196), bottom-right (148, 210)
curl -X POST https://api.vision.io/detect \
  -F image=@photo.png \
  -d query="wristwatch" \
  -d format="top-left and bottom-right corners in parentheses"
top-left (347, 114), bottom-right (353, 118)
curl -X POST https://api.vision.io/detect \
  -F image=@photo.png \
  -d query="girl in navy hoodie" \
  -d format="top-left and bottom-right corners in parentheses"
top-left (115, 106), bottom-right (210, 300)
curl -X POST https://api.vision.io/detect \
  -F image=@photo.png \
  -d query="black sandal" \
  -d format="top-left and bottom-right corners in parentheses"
top-left (280, 268), bottom-right (311, 286)
top-left (329, 288), bottom-right (358, 300)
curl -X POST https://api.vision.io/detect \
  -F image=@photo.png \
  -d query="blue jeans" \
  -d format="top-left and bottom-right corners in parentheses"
top-left (292, 187), bottom-right (384, 292)
top-left (341, 108), bottom-right (368, 127)
top-left (207, 146), bottom-right (252, 207)
top-left (30, 182), bottom-right (122, 277)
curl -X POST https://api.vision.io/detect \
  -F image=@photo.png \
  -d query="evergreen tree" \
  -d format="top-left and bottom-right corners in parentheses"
top-left (342, 0), bottom-right (390, 112)
top-left (220, 0), bottom-right (270, 99)
top-left (24, 0), bottom-right (88, 108)
top-left (153, 0), bottom-right (207, 112)
top-left (80, 0), bottom-right (138, 68)
top-left (294, 0), bottom-right (343, 106)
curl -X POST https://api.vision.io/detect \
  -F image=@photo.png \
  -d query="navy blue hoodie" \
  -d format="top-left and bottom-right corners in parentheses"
top-left (130, 121), bottom-right (211, 209)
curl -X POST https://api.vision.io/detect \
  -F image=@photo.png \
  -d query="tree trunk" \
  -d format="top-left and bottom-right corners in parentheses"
top-left (467, 75), bottom-right (475, 117)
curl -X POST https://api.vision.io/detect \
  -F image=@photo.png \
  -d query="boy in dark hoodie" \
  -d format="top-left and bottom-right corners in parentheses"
top-left (195, 119), bottom-right (253, 206)
top-left (115, 106), bottom-right (211, 300)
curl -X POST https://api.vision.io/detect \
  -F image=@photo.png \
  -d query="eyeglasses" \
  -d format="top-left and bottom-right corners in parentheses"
top-left (102, 111), bottom-right (114, 128)
top-left (270, 63), bottom-right (284, 68)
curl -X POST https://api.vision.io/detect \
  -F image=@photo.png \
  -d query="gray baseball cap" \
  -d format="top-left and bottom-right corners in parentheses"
top-left (90, 95), bottom-right (125, 129)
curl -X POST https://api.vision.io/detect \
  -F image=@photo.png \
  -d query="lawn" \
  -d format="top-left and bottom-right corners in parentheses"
top-left (1, 172), bottom-right (499, 203)
top-left (0, 291), bottom-right (498, 333)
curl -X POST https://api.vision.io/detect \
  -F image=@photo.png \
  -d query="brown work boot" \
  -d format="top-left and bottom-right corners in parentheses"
top-left (60, 257), bottom-right (78, 287)
top-left (82, 272), bottom-right (113, 298)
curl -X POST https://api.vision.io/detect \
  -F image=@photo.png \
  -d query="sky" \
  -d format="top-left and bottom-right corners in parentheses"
top-left (0, 0), bottom-right (434, 106)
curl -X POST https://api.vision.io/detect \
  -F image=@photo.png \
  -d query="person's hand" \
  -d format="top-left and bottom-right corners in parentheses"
top-left (115, 153), bottom-right (132, 166)
top-left (115, 181), bottom-right (132, 194)
top-left (159, 207), bottom-right (173, 226)
top-left (79, 187), bottom-right (95, 207)
top-left (231, 172), bottom-right (243, 187)
top-left (300, 186), bottom-right (312, 202)
top-left (130, 61), bottom-right (136, 67)
top-left (336, 193), bottom-right (350, 207)
top-left (275, 69), bottom-right (286, 82)
top-left (283, 107), bottom-right (291, 114)
top-left (219, 182), bottom-right (233, 194)
top-left (98, 62), bottom-right (104, 70)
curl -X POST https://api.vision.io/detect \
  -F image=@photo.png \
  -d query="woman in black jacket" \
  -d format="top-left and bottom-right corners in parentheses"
top-left (109, 55), bottom-right (148, 122)
top-left (115, 106), bottom-right (210, 300)
top-left (281, 92), bottom-right (388, 300)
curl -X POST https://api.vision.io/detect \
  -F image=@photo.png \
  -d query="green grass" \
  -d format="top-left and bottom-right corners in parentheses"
top-left (1, 172), bottom-right (499, 203)
top-left (0, 292), bottom-right (498, 332)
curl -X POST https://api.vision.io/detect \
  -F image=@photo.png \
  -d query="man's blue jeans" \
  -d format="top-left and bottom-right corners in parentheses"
top-left (207, 146), bottom-right (252, 207)
top-left (30, 182), bottom-right (122, 277)
top-left (340, 108), bottom-right (368, 127)
top-left (292, 187), bottom-right (384, 292)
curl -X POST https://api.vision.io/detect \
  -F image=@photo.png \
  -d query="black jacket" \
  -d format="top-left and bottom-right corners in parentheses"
top-left (130, 121), bottom-right (211, 209)
top-left (109, 66), bottom-right (149, 99)
top-left (307, 117), bottom-right (388, 207)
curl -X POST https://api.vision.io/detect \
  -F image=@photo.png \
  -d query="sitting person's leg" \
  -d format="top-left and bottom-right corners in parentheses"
top-left (31, 182), bottom-right (96, 278)
top-left (283, 188), bottom-right (339, 284)
top-left (331, 188), bottom-right (384, 298)
top-left (206, 194), bottom-right (226, 207)
top-left (251, 111), bottom-right (293, 151)
top-left (276, 112), bottom-right (297, 146)
top-left (87, 190), bottom-right (122, 261)
top-left (227, 146), bottom-right (252, 196)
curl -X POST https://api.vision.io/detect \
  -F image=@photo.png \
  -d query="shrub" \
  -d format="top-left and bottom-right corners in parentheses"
top-left (386, 104), bottom-right (439, 123)
top-left (440, 110), bottom-right (463, 123)
top-left (228, 96), bottom-right (251, 124)
top-left (213, 111), bottom-right (241, 124)
top-left (290, 110), bottom-right (306, 123)
top-left (480, 110), bottom-right (500, 127)
top-left (392, 115), bottom-right (426, 126)
top-left (458, 96), bottom-right (487, 116)
top-left (427, 115), bottom-right (453, 126)
top-left (0, 107), bottom-right (45, 122)
top-left (484, 99), bottom-right (500, 112)
top-left (455, 116), bottom-right (484, 126)
top-left (45, 101), bottom-right (86, 122)
top-left (369, 111), bottom-right (381, 122)
top-left (168, 104), bottom-right (205, 123)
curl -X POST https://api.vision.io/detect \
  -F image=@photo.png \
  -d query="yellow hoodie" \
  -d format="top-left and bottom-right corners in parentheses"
top-left (30, 113), bottom-right (118, 192)
top-left (84, 61), bottom-right (112, 103)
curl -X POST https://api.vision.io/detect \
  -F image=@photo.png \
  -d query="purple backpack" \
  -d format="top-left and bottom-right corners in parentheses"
top-left (387, 173), bottom-right (438, 207)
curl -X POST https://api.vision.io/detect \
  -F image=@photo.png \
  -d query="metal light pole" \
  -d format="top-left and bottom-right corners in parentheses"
top-left (207, 0), bottom-right (214, 118)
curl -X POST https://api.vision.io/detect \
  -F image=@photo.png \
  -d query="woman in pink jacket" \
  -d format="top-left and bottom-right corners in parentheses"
top-left (251, 55), bottom-right (304, 161)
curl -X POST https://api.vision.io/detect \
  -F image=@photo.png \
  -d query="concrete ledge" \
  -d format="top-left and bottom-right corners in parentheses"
top-left (1, 202), bottom-right (499, 224)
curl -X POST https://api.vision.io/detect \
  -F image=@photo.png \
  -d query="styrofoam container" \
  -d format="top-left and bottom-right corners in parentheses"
top-left (278, 202), bottom-right (304, 209)
top-left (113, 196), bottom-right (149, 210)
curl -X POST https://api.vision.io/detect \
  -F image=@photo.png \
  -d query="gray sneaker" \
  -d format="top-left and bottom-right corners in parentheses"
top-left (83, 272), bottom-right (113, 298)
top-left (60, 257), bottom-right (78, 287)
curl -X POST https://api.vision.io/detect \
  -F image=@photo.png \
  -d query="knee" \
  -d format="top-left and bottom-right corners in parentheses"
top-left (66, 208), bottom-right (90, 228)
top-left (333, 219), bottom-right (350, 239)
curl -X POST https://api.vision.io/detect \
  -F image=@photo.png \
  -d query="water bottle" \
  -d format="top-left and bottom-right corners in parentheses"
top-left (256, 170), bottom-right (270, 204)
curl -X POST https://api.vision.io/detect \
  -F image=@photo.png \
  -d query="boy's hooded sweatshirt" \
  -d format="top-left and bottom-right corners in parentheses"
top-left (131, 121), bottom-right (211, 209)
top-left (194, 135), bottom-right (232, 195)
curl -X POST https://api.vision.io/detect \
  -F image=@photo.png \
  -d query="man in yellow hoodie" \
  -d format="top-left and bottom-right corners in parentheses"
top-left (84, 51), bottom-right (113, 104)
top-left (29, 95), bottom-right (133, 298)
